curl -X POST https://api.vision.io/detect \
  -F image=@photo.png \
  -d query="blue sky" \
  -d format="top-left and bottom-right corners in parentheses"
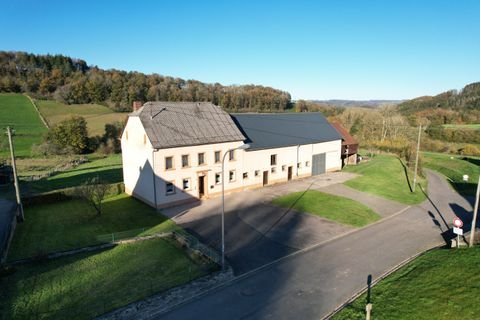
top-left (1, 0), bottom-right (479, 100)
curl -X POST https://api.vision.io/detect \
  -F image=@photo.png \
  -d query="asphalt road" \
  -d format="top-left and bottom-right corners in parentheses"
top-left (156, 171), bottom-right (473, 320)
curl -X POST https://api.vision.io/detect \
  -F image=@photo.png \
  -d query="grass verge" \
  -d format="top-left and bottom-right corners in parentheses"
top-left (332, 247), bottom-right (480, 320)
top-left (272, 190), bottom-right (380, 227)
top-left (0, 238), bottom-right (216, 320)
top-left (343, 154), bottom-right (426, 204)
top-left (8, 193), bottom-right (177, 261)
top-left (422, 152), bottom-right (480, 196)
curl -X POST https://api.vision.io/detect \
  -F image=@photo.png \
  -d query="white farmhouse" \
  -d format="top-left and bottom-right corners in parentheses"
top-left (121, 102), bottom-right (342, 209)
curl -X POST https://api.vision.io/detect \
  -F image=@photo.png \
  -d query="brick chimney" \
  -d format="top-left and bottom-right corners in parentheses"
top-left (132, 101), bottom-right (143, 112)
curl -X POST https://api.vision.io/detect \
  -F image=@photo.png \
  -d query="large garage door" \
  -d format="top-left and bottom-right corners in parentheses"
top-left (312, 153), bottom-right (326, 176)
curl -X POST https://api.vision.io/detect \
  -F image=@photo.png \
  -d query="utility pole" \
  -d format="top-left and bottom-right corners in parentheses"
top-left (6, 126), bottom-right (24, 221)
top-left (412, 125), bottom-right (421, 193)
top-left (469, 176), bottom-right (480, 247)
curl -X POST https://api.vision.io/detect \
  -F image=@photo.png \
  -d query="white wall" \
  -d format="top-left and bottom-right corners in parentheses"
top-left (121, 117), bottom-right (155, 206)
top-left (151, 139), bottom-right (342, 208)
top-left (153, 141), bottom-right (245, 207)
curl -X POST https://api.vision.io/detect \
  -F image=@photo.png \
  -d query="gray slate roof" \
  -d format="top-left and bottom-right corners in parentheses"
top-left (133, 102), bottom-right (246, 149)
top-left (231, 113), bottom-right (342, 150)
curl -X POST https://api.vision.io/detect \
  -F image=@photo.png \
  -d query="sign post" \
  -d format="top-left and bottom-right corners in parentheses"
top-left (453, 217), bottom-right (463, 248)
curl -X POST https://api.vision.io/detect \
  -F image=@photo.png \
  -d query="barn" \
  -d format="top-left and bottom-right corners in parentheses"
top-left (121, 102), bottom-right (342, 209)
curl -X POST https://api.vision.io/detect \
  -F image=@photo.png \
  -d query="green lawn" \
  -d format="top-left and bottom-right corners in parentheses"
top-left (442, 123), bottom-right (480, 130)
top-left (343, 154), bottom-right (427, 204)
top-left (36, 99), bottom-right (128, 136)
top-left (8, 193), bottom-right (177, 261)
top-left (272, 190), bottom-right (380, 227)
top-left (0, 93), bottom-right (48, 158)
top-left (0, 238), bottom-right (215, 320)
top-left (22, 154), bottom-right (123, 194)
top-left (333, 247), bottom-right (480, 320)
top-left (422, 152), bottom-right (480, 196)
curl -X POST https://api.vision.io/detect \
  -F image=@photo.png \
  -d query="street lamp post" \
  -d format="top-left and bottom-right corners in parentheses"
top-left (221, 143), bottom-right (250, 270)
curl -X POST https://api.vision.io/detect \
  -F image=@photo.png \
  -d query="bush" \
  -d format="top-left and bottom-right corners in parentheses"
top-left (459, 144), bottom-right (480, 157)
top-left (46, 116), bottom-right (89, 154)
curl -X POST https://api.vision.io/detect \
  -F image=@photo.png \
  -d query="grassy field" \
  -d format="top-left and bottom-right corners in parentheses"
top-left (0, 93), bottom-right (47, 158)
top-left (442, 123), bottom-right (480, 130)
top-left (0, 238), bottom-right (215, 320)
top-left (22, 153), bottom-right (123, 194)
top-left (272, 190), bottom-right (380, 227)
top-left (343, 154), bottom-right (427, 205)
top-left (8, 193), bottom-right (177, 261)
top-left (422, 152), bottom-right (480, 196)
top-left (333, 247), bottom-right (480, 320)
top-left (36, 99), bottom-right (128, 136)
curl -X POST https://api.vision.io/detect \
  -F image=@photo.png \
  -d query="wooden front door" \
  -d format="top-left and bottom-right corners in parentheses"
top-left (198, 175), bottom-right (206, 198)
top-left (287, 166), bottom-right (293, 181)
top-left (263, 171), bottom-right (269, 186)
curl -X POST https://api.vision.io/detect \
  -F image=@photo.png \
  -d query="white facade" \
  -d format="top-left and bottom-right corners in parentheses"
top-left (122, 117), bottom-right (342, 208)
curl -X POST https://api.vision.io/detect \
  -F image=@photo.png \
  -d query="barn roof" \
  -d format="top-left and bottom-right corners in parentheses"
top-left (132, 102), bottom-right (246, 149)
top-left (330, 122), bottom-right (358, 146)
top-left (231, 113), bottom-right (342, 151)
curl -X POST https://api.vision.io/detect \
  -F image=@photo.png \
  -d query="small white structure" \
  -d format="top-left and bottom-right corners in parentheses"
top-left (121, 102), bottom-right (342, 209)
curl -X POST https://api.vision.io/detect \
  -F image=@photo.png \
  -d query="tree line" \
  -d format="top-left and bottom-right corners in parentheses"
top-left (0, 51), bottom-right (291, 112)
top-left (397, 82), bottom-right (480, 126)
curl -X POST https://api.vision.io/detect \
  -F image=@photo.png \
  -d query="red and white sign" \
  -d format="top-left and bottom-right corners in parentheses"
top-left (453, 217), bottom-right (463, 228)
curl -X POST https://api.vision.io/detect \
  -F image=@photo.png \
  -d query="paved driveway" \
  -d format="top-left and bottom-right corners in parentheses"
top-left (156, 170), bottom-right (472, 320)
top-left (162, 172), bottom-right (408, 274)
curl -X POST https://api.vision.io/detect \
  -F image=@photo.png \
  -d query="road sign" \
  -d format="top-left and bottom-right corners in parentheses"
top-left (453, 217), bottom-right (463, 228)
top-left (453, 227), bottom-right (463, 235)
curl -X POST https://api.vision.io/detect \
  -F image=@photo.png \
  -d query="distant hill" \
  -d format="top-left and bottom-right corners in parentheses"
top-left (0, 51), bottom-right (291, 112)
top-left (310, 99), bottom-right (403, 108)
top-left (397, 82), bottom-right (480, 125)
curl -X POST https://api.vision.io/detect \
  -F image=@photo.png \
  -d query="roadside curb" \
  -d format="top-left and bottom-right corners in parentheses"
top-left (322, 243), bottom-right (445, 319)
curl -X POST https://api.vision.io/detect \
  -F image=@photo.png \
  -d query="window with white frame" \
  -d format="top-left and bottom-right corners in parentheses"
top-left (281, 165), bottom-right (286, 172)
top-left (198, 153), bottom-right (205, 165)
top-left (254, 170), bottom-right (260, 177)
top-left (271, 167), bottom-right (276, 174)
top-left (182, 178), bottom-right (191, 190)
top-left (214, 151), bottom-right (221, 163)
top-left (271, 154), bottom-right (277, 166)
top-left (297, 162), bottom-right (301, 169)
top-left (182, 154), bottom-right (189, 168)
top-left (243, 172), bottom-right (248, 179)
top-left (165, 156), bottom-right (174, 170)
top-left (229, 170), bottom-right (236, 182)
top-left (165, 182), bottom-right (175, 195)
top-left (305, 161), bottom-right (310, 167)
top-left (229, 150), bottom-right (235, 161)
top-left (215, 173), bottom-right (221, 184)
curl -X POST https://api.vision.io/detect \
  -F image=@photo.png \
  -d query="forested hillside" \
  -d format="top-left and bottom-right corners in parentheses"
top-left (397, 82), bottom-right (480, 125)
top-left (0, 51), bottom-right (291, 112)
